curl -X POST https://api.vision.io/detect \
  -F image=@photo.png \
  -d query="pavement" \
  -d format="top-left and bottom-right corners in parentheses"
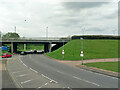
top-left (0, 60), bottom-right (2, 90)
top-left (6, 54), bottom-right (119, 88)
top-left (0, 58), bottom-right (16, 89)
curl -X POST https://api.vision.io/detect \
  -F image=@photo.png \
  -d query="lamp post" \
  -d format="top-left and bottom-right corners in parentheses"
top-left (46, 27), bottom-right (48, 39)
top-left (15, 26), bottom-right (16, 33)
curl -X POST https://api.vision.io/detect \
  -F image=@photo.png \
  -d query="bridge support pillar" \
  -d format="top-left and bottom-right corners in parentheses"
top-left (44, 43), bottom-right (52, 53)
top-left (24, 44), bottom-right (27, 51)
top-left (11, 42), bottom-right (17, 53)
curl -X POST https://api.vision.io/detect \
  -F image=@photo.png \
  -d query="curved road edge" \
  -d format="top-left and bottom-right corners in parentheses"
top-left (43, 54), bottom-right (119, 78)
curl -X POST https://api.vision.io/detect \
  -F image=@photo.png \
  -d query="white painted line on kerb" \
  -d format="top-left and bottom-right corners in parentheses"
top-left (73, 76), bottom-right (100, 86)
top-left (21, 79), bottom-right (32, 84)
top-left (41, 74), bottom-right (58, 83)
top-left (29, 68), bottom-right (38, 73)
top-left (80, 68), bottom-right (118, 80)
top-left (93, 72), bottom-right (118, 80)
top-left (16, 74), bottom-right (27, 77)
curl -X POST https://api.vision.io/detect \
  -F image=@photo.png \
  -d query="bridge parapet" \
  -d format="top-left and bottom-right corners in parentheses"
top-left (1, 37), bottom-right (71, 43)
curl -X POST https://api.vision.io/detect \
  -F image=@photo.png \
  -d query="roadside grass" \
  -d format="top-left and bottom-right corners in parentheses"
top-left (17, 44), bottom-right (44, 51)
top-left (84, 62), bottom-right (119, 72)
top-left (47, 39), bottom-right (118, 60)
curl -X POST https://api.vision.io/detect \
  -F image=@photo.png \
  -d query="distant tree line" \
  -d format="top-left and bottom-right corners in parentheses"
top-left (2, 32), bottom-right (20, 39)
top-left (71, 35), bottom-right (120, 40)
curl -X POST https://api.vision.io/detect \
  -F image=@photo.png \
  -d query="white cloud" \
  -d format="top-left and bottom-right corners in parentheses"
top-left (0, 0), bottom-right (118, 37)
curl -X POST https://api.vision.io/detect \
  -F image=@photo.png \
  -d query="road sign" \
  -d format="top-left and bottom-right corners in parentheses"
top-left (62, 50), bottom-right (64, 55)
top-left (80, 54), bottom-right (84, 57)
top-left (81, 50), bottom-right (83, 54)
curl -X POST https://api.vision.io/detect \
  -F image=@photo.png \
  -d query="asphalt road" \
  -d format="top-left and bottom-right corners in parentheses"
top-left (19, 54), bottom-right (118, 88)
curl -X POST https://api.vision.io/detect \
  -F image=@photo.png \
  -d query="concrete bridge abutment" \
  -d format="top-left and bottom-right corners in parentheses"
top-left (11, 42), bottom-right (17, 53)
top-left (44, 42), bottom-right (52, 53)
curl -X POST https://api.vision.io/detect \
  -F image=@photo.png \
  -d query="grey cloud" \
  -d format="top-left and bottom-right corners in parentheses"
top-left (103, 10), bottom-right (118, 19)
top-left (62, 2), bottom-right (109, 11)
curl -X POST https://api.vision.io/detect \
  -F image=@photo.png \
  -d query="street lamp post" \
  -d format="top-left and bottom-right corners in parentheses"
top-left (46, 27), bottom-right (48, 39)
top-left (15, 26), bottom-right (16, 33)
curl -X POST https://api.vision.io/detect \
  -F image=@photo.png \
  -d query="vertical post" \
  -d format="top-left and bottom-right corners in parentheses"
top-left (81, 38), bottom-right (84, 65)
top-left (15, 26), bottom-right (16, 33)
top-left (46, 27), bottom-right (48, 39)
top-left (11, 42), bottom-right (13, 54)
top-left (49, 42), bottom-right (52, 52)
top-left (63, 41), bottom-right (64, 60)
top-left (24, 44), bottom-right (26, 51)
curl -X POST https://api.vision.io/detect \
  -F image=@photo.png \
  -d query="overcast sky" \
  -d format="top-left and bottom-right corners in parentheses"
top-left (0, 0), bottom-right (118, 37)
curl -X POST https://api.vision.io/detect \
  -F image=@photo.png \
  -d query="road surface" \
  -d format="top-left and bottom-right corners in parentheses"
top-left (7, 54), bottom-right (119, 89)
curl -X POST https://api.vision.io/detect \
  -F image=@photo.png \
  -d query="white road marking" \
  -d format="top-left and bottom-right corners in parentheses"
top-left (41, 74), bottom-right (52, 81)
top-left (67, 87), bottom-right (73, 90)
top-left (37, 82), bottom-right (49, 88)
top-left (13, 70), bottom-right (27, 74)
top-left (19, 59), bottom-right (23, 64)
top-left (57, 70), bottom-right (64, 74)
top-left (21, 79), bottom-right (32, 84)
top-left (23, 63), bottom-right (28, 67)
top-left (16, 74), bottom-right (27, 77)
top-left (73, 76), bottom-right (100, 86)
top-left (29, 68), bottom-right (38, 73)
top-left (41, 74), bottom-right (58, 83)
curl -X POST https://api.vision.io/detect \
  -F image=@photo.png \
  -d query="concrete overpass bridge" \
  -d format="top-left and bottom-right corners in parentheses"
top-left (1, 37), bottom-right (71, 53)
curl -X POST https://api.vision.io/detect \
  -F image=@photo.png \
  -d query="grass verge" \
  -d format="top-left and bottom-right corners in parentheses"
top-left (47, 39), bottom-right (118, 60)
top-left (84, 62), bottom-right (119, 72)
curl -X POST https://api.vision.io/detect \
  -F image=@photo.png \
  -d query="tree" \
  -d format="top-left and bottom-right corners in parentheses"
top-left (2, 32), bottom-right (20, 39)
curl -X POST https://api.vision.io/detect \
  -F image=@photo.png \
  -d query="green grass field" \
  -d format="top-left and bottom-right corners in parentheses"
top-left (17, 44), bottom-right (44, 51)
top-left (47, 39), bottom-right (118, 60)
top-left (2, 43), bottom-right (44, 52)
top-left (84, 62), bottom-right (119, 72)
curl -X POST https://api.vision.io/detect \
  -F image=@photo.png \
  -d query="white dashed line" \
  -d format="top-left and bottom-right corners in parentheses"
top-left (16, 74), bottom-right (27, 77)
top-left (41, 74), bottom-right (52, 81)
top-left (67, 87), bottom-right (73, 90)
top-left (13, 70), bottom-right (27, 74)
top-left (23, 63), bottom-right (28, 67)
top-left (19, 59), bottom-right (23, 64)
top-left (41, 74), bottom-right (58, 83)
top-left (21, 79), bottom-right (32, 84)
top-left (57, 70), bottom-right (64, 74)
top-left (29, 68), bottom-right (38, 73)
top-left (73, 76), bottom-right (100, 86)
top-left (37, 82), bottom-right (49, 88)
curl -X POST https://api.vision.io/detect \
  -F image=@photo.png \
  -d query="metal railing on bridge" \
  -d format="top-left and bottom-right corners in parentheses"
top-left (1, 37), bottom-right (71, 41)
